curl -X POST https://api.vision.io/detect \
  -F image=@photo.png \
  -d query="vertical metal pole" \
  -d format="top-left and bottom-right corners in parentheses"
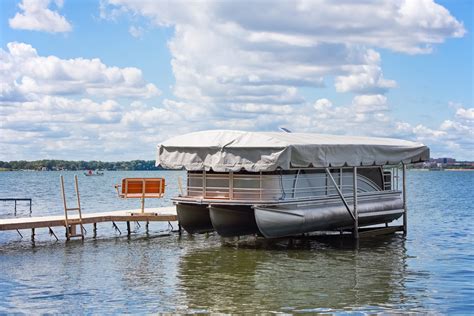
top-left (14, 200), bottom-right (17, 215)
top-left (203, 170), bottom-right (207, 198)
top-left (339, 168), bottom-right (343, 191)
top-left (353, 167), bottom-right (359, 239)
top-left (178, 176), bottom-right (184, 196)
top-left (29, 199), bottom-right (32, 215)
top-left (402, 163), bottom-right (407, 235)
top-left (325, 169), bottom-right (329, 196)
top-left (229, 172), bottom-right (234, 200)
top-left (127, 221), bottom-right (131, 236)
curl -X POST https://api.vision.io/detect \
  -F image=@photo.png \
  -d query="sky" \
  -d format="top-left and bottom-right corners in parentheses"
top-left (0, 0), bottom-right (472, 161)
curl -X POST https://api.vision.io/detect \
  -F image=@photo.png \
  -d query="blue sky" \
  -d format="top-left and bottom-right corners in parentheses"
top-left (0, 0), bottom-right (472, 161)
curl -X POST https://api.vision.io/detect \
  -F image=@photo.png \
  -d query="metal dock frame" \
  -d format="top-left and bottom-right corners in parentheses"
top-left (0, 198), bottom-right (32, 215)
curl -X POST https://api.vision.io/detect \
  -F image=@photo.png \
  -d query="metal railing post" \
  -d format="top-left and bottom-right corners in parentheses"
top-left (353, 166), bottom-right (359, 239)
top-left (402, 163), bottom-right (407, 235)
top-left (203, 170), bottom-right (207, 198)
top-left (229, 172), bottom-right (234, 200)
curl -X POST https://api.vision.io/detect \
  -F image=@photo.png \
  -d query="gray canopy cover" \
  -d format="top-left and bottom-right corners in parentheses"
top-left (156, 130), bottom-right (429, 171)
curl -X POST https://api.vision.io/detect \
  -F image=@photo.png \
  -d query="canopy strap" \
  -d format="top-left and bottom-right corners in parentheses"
top-left (325, 168), bottom-right (356, 221)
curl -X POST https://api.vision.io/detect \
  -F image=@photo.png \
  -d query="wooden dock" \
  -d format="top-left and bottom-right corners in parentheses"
top-left (0, 206), bottom-right (178, 239)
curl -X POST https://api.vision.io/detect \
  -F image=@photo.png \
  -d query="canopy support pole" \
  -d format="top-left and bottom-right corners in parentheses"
top-left (325, 168), bottom-right (355, 221)
top-left (353, 167), bottom-right (359, 239)
top-left (402, 163), bottom-right (407, 235)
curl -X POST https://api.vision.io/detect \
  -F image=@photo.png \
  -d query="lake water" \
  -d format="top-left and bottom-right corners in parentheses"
top-left (0, 170), bottom-right (473, 314)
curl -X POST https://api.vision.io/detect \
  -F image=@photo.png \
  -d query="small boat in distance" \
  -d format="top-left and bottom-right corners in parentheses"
top-left (156, 130), bottom-right (430, 239)
top-left (84, 169), bottom-right (104, 176)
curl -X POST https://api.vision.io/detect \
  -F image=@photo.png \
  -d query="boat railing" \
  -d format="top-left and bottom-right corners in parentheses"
top-left (184, 167), bottom-right (401, 202)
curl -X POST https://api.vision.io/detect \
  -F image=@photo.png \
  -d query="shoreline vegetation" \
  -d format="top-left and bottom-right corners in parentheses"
top-left (0, 160), bottom-right (162, 171)
top-left (0, 159), bottom-right (473, 172)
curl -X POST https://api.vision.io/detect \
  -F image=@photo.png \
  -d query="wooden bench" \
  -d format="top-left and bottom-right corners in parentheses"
top-left (115, 178), bottom-right (165, 214)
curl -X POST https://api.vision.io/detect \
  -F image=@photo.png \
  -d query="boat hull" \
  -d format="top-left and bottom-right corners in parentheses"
top-left (175, 193), bottom-right (404, 238)
top-left (255, 196), bottom-right (404, 238)
top-left (176, 204), bottom-right (214, 234)
top-left (209, 205), bottom-right (259, 237)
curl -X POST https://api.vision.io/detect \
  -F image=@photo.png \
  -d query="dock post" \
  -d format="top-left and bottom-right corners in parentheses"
top-left (127, 221), bottom-right (131, 236)
top-left (14, 200), bottom-right (17, 215)
top-left (29, 199), bottom-right (32, 215)
top-left (178, 222), bottom-right (182, 235)
top-left (402, 163), bottom-right (407, 235)
top-left (31, 228), bottom-right (35, 241)
top-left (146, 221), bottom-right (149, 233)
top-left (353, 167), bottom-right (359, 239)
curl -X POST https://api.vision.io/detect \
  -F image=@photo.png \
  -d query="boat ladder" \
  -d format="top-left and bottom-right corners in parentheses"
top-left (60, 175), bottom-right (85, 240)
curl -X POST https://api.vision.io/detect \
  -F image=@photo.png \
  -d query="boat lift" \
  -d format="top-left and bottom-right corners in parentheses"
top-left (325, 164), bottom-right (407, 239)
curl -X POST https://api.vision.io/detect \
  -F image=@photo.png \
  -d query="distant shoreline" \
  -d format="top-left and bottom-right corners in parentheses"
top-left (411, 168), bottom-right (474, 172)
top-left (443, 168), bottom-right (474, 171)
top-left (0, 160), bottom-right (161, 171)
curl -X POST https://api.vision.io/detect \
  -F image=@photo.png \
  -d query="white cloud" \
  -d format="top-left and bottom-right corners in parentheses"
top-left (0, 96), bottom-right (180, 160)
top-left (129, 25), bottom-right (144, 38)
top-left (334, 50), bottom-right (397, 94)
top-left (352, 94), bottom-right (388, 113)
top-left (0, 42), bottom-right (160, 102)
top-left (455, 107), bottom-right (474, 121)
top-left (1, 1), bottom-right (470, 160)
top-left (9, 0), bottom-right (72, 33)
top-left (313, 98), bottom-right (332, 111)
top-left (100, 0), bottom-right (463, 112)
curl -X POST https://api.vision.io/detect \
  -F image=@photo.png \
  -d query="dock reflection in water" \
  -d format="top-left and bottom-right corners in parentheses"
top-left (177, 234), bottom-right (418, 313)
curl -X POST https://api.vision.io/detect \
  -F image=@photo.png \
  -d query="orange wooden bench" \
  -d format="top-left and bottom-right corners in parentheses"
top-left (115, 178), bottom-right (165, 213)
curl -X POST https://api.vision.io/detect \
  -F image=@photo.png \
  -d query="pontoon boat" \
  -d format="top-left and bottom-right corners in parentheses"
top-left (156, 130), bottom-right (429, 238)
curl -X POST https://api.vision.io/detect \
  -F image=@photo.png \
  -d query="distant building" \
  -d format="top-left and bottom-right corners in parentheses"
top-left (434, 158), bottom-right (456, 164)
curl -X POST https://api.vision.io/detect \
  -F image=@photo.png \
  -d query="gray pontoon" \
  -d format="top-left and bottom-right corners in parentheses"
top-left (156, 130), bottom-right (429, 238)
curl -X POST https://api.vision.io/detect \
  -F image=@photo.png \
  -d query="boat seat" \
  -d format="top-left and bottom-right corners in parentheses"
top-left (115, 178), bottom-right (165, 213)
top-left (115, 178), bottom-right (165, 199)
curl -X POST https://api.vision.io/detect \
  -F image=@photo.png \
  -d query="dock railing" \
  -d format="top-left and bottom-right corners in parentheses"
top-left (0, 198), bottom-right (32, 215)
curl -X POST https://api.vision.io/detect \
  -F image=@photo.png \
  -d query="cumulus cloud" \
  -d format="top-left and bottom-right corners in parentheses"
top-left (334, 51), bottom-right (397, 94)
top-left (393, 106), bottom-right (473, 159)
top-left (455, 107), bottom-right (474, 121)
top-left (0, 42), bottom-right (160, 102)
top-left (1, 1), bottom-right (469, 160)
top-left (9, 0), bottom-right (72, 33)
top-left (0, 96), bottom-right (181, 160)
top-left (100, 0), bottom-right (464, 113)
top-left (352, 95), bottom-right (388, 113)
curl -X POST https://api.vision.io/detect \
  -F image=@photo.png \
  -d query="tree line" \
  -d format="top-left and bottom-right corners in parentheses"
top-left (0, 160), bottom-right (162, 171)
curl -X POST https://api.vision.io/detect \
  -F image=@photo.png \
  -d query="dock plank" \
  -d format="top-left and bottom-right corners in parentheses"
top-left (0, 207), bottom-right (177, 231)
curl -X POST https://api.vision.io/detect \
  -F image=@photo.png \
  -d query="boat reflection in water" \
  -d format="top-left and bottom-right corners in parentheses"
top-left (177, 234), bottom-right (414, 313)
